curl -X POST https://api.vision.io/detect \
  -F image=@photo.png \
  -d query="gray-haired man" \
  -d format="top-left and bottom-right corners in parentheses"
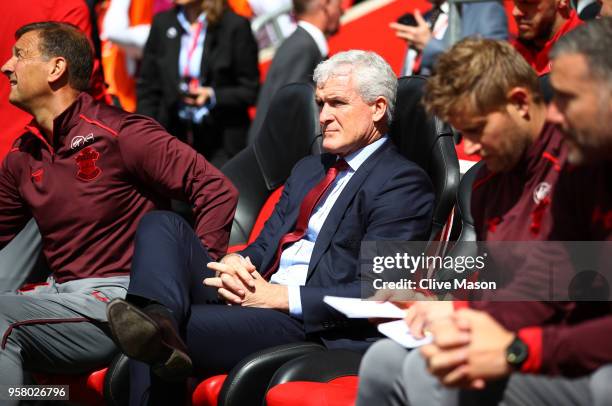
top-left (107, 50), bottom-right (435, 404)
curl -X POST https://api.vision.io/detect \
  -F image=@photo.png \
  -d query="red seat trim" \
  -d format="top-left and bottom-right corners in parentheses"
top-left (32, 367), bottom-right (108, 406)
top-left (227, 186), bottom-right (284, 253)
top-left (265, 376), bottom-right (359, 406)
top-left (247, 186), bottom-right (284, 244)
top-left (192, 374), bottom-right (227, 406)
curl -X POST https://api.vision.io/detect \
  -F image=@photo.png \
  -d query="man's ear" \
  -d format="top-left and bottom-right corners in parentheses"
top-left (47, 56), bottom-right (67, 85)
top-left (507, 87), bottom-right (531, 118)
top-left (372, 96), bottom-right (388, 123)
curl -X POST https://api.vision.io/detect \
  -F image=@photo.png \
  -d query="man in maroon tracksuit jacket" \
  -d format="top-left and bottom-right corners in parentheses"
top-left (0, 22), bottom-right (237, 393)
top-left (357, 33), bottom-right (612, 406)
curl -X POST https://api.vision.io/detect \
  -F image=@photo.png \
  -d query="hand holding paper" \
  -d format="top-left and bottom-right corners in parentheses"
top-left (323, 296), bottom-right (432, 348)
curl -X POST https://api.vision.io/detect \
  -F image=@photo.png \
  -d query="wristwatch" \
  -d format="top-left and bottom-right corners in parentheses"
top-left (506, 336), bottom-right (529, 369)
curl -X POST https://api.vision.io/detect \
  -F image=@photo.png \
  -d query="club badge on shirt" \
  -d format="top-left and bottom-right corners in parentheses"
top-left (75, 146), bottom-right (102, 181)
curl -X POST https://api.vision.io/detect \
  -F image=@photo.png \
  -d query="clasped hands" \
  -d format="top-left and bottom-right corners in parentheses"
top-left (373, 295), bottom-right (516, 389)
top-left (405, 301), bottom-right (515, 389)
top-left (183, 83), bottom-right (213, 107)
top-left (204, 254), bottom-right (289, 311)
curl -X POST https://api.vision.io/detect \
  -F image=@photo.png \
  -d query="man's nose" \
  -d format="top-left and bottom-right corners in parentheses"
top-left (546, 100), bottom-right (565, 126)
top-left (1, 56), bottom-right (15, 77)
top-left (512, 4), bottom-right (523, 18)
top-left (319, 104), bottom-right (332, 124)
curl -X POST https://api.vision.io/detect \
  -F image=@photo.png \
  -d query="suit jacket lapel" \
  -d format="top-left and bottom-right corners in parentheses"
top-left (260, 154), bottom-right (334, 271)
top-left (201, 21), bottom-right (218, 83)
top-left (306, 142), bottom-right (392, 279)
top-left (165, 13), bottom-right (182, 90)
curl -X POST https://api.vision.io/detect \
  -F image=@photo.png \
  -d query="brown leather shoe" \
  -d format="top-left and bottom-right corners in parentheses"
top-left (106, 298), bottom-right (192, 381)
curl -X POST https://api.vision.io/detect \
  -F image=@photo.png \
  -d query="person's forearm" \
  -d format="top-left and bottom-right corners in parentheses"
top-left (520, 314), bottom-right (612, 376)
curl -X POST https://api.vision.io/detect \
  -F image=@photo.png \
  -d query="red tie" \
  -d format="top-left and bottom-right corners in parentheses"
top-left (412, 53), bottom-right (422, 75)
top-left (263, 159), bottom-right (349, 279)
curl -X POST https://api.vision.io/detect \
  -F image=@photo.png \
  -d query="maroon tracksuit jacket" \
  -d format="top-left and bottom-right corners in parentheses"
top-left (457, 123), bottom-right (612, 376)
top-left (0, 93), bottom-right (238, 283)
top-left (520, 160), bottom-right (612, 376)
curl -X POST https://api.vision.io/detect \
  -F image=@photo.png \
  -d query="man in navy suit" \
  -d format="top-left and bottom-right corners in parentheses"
top-left (107, 50), bottom-right (434, 404)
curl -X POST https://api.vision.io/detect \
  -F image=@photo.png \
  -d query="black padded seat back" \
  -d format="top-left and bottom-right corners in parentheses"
top-left (456, 161), bottom-right (483, 241)
top-left (252, 83), bottom-right (320, 190)
top-left (103, 353), bottom-right (130, 406)
top-left (221, 148), bottom-right (268, 245)
top-left (437, 161), bottom-right (482, 281)
top-left (310, 134), bottom-right (323, 155)
top-left (390, 76), bottom-right (460, 241)
top-left (221, 83), bottom-right (319, 245)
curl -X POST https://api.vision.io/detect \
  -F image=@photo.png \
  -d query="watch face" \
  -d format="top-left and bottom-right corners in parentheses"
top-left (507, 338), bottom-right (529, 367)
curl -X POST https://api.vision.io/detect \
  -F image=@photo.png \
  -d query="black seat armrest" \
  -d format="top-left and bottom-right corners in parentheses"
top-left (104, 353), bottom-right (130, 406)
top-left (219, 342), bottom-right (325, 406)
top-left (266, 349), bottom-right (362, 393)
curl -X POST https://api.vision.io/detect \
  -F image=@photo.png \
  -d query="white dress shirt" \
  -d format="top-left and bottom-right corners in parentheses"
top-left (270, 136), bottom-right (389, 317)
top-left (176, 10), bottom-right (216, 123)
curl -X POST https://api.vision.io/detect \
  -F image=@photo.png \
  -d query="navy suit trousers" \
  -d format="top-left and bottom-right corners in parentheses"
top-left (127, 211), bottom-right (306, 405)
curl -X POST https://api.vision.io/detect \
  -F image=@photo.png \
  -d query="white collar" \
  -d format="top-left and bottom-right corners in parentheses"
top-left (342, 135), bottom-right (388, 172)
top-left (298, 20), bottom-right (328, 57)
top-left (177, 8), bottom-right (207, 33)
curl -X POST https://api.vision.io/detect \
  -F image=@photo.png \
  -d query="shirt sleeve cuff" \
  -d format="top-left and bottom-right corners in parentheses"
top-left (517, 326), bottom-right (543, 373)
top-left (287, 285), bottom-right (303, 318)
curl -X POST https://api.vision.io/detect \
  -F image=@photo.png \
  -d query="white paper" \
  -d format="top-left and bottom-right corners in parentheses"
top-left (377, 320), bottom-right (432, 348)
top-left (323, 296), bottom-right (405, 319)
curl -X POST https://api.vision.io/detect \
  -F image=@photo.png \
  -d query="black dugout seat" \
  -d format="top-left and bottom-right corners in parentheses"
top-left (390, 76), bottom-right (460, 242)
top-left (435, 160), bottom-right (482, 282)
top-left (221, 83), bottom-right (320, 246)
top-left (451, 160), bottom-right (482, 246)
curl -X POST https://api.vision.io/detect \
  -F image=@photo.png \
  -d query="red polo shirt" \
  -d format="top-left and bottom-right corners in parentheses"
top-left (512, 11), bottom-right (583, 75)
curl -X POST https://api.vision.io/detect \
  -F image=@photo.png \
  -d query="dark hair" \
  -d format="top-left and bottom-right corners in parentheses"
top-left (204, 0), bottom-right (228, 26)
top-left (15, 22), bottom-right (93, 91)
top-left (550, 17), bottom-right (612, 87)
top-left (293, 0), bottom-right (317, 16)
